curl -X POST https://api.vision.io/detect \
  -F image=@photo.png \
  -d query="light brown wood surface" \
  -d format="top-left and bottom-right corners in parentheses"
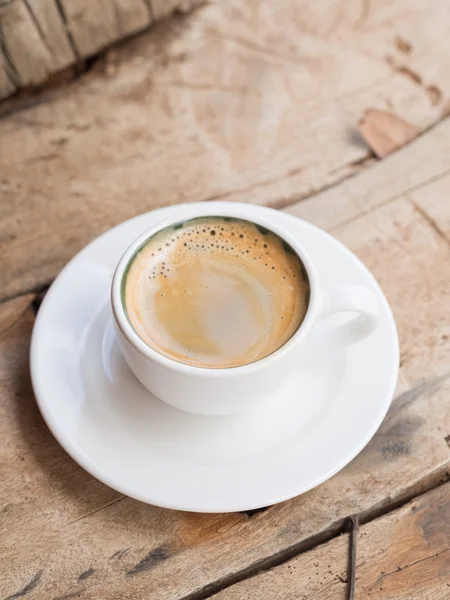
top-left (213, 481), bottom-right (450, 600)
top-left (1, 1), bottom-right (450, 599)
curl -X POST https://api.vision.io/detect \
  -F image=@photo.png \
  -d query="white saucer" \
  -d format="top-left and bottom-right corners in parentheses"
top-left (31, 203), bottom-right (399, 513)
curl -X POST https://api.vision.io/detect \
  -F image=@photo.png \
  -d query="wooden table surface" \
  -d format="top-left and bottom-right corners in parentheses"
top-left (1, 1), bottom-right (450, 598)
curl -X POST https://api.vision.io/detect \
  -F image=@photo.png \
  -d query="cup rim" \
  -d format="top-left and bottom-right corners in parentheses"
top-left (111, 204), bottom-right (318, 377)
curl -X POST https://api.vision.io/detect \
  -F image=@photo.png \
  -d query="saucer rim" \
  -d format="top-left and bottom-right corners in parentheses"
top-left (30, 203), bottom-right (399, 512)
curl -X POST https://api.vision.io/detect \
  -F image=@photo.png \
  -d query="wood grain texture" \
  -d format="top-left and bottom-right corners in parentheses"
top-left (26, 0), bottom-right (76, 65)
top-left (0, 0), bottom-right (74, 88)
top-left (2, 0), bottom-right (450, 299)
top-left (57, 0), bottom-right (151, 57)
top-left (409, 171), bottom-right (450, 244)
top-left (1, 156), bottom-right (450, 599)
top-left (0, 47), bottom-right (16, 99)
top-left (212, 482), bottom-right (450, 600)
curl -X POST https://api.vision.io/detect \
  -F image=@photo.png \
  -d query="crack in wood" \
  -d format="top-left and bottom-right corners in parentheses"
top-left (143, 0), bottom-right (154, 23)
top-left (204, 26), bottom-right (315, 66)
top-left (54, 0), bottom-right (80, 59)
top-left (77, 567), bottom-right (95, 581)
top-left (355, 0), bottom-right (370, 27)
top-left (394, 36), bottom-right (412, 54)
top-left (23, 0), bottom-right (56, 61)
top-left (126, 545), bottom-right (171, 576)
top-left (347, 516), bottom-right (359, 600)
top-left (409, 199), bottom-right (450, 249)
top-left (377, 547), bottom-right (450, 582)
top-left (4, 570), bottom-right (43, 600)
top-left (163, 80), bottom-right (261, 95)
top-left (200, 164), bottom-right (305, 205)
top-left (392, 63), bottom-right (422, 86)
top-left (110, 547), bottom-right (130, 560)
top-left (67, 495), bottom-right (126, 526)
top-left (328, 163), bottom-right (450, 233)
top-left (328, 153), bottom-right (376, 175)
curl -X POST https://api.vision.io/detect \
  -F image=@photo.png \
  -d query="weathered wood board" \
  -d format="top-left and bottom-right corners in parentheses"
top-left (213, 481), bottom-right (450, 600)
top-left (1, 126), bottom-right (450, 598)
top-left (0, 0), bottom-right (75, 93)
top-left (0, 0), bottom-right (203, 99)
top-left (2, 0), bottom-right (450, 300)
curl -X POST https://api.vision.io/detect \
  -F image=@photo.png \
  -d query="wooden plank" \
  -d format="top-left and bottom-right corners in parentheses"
top-left (58, 0), bottom-right (152, 57)
top-left (2, 0), bottom-right (450, 298)
top-left (0, 0), bottom-right (75, 87)
top-left (1, 177), bottom-right (450, 598)
top-left (212, 481), bottom-right (450, 600)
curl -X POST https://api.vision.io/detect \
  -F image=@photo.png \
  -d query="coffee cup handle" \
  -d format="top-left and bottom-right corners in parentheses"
top-left (316, 284), bottom-right (379, 345)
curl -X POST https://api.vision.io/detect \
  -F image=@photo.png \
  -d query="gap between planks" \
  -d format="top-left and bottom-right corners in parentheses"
top-left (409, 199), bottom-right (450, 249)
top-left (175, 468), bottom-right (450, 600)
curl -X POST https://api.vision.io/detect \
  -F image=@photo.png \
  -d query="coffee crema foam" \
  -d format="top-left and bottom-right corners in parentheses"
top-left (124, 217), bottom-right (310, 368)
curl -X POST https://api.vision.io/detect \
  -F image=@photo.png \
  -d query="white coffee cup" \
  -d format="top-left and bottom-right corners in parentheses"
top-left (111, 203), bottom-right (379, 416)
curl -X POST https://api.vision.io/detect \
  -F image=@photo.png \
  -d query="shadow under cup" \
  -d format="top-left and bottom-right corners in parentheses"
top-left (120, 215), bottom-right (311, 370)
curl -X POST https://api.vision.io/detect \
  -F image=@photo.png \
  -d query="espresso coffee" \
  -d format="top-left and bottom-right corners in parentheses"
top-left (123, 217), bottom-right (310, 368)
